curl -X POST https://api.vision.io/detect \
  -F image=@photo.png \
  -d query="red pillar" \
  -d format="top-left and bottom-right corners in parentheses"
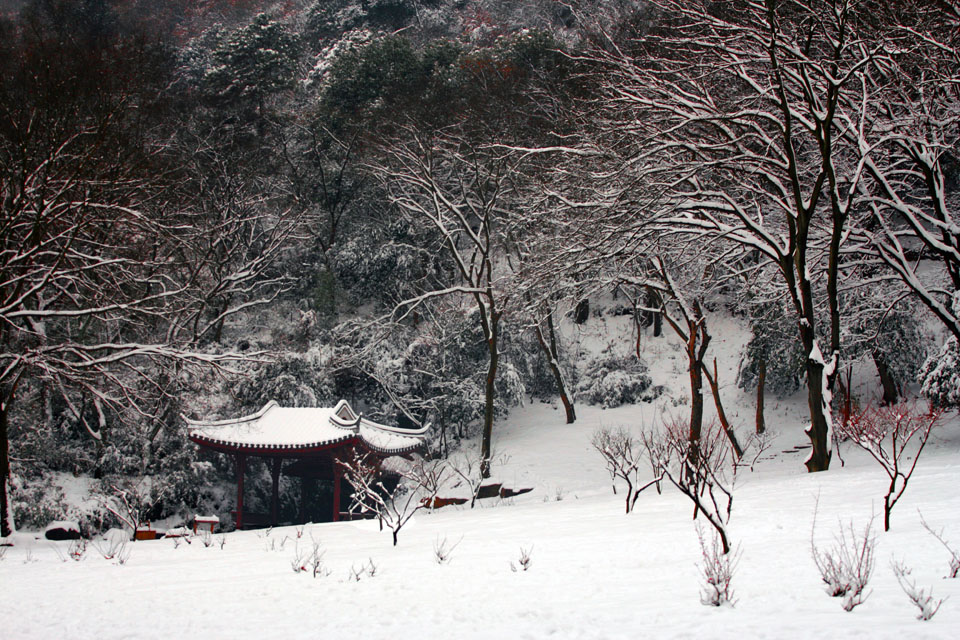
top-left (236, 454), bottom-right (246, 530)
top-left (270, 457), bottom-right (282, 526)
top-left (332, 465), bottom-right (342, 522)
top-left (298, 476), bottom-right (308, 524)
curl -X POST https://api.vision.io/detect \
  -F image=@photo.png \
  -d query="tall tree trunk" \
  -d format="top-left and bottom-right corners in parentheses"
top-left (574, 298), bottom-right (589, 324)
top-left (645, 287), bottom-right (662, 337)
top-left (1, 389), bottom-right (14, 538)
top-left (702, 359), bottom-right (744, 459)
top-left (801, 330), bottom-right (833, 472)
top-left (873, 351), bottom-right (899, 406)
top-left (686, 323), bottom-right (706, 460)
top-left (756, 359), bottom-right (766, 434)
top-left (480, 312), bottom-right (500, 479)
top-left (534, 310), bottom-right (576, 424)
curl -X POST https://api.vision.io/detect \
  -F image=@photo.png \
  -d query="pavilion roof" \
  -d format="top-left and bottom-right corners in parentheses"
top-left (184, 400), bottom-right (426, 455)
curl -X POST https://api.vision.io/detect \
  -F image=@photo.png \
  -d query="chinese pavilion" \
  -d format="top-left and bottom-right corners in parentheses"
top-left (185, 400), bottom-right (426, 529)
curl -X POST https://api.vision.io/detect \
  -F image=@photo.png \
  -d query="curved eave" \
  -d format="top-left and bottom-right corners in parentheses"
top-left (360, 439), bottom-right (424, 456)
top-left (189, 433), bottom-right (359, 457)
top-left (356, 416), bottom-right (430, 437)
top-left (181, 400), bottom-right (279, 428)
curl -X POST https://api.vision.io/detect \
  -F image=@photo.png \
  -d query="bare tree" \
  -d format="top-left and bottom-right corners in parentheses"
top-left (591, 426), bottom-right (663, 513)
top-left (337, 449), bottom-right (447, 546)
top-left (0, 22), bottom-right (295, 538)
top-left (368, 124), bottom-right (522, 477)
top-left (643, 418), bottom-right (735, 554)
top-left (844, 3), bottom-right (960, 342)
top-left (835, 404), bottom-right (941, 531)
top-left (581, 0), bottom-right (910, 472)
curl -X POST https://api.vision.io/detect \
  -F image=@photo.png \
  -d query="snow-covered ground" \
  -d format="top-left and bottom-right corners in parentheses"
top-left (3, 312), bottom-right (959, 638)
top-left (3, 397), bottom-right (959, 639)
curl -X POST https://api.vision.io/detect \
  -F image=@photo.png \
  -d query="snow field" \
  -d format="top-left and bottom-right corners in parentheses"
top-left (2, 398), bottom-right (959, 640)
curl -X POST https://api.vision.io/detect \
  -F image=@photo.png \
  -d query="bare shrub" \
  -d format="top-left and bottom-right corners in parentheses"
top-left (696, 524), bottom-right (739, 607)
top-left (347, 558), bottom-right (378, 581)
top-left (592, 427), bottom-right (663, 513)
top-left (811, 507), bottom-right (876, 611)
top-left (448, 451), bottom-right (509, 509)
top-left (736, 429), bottom-right (776, 473)
top-left (834, 404), bottom-right (941, 531)
top-left (510, 545), bottom-right (533, 572)
top-left (94, 478), bottom-right (170, 540)
top-left (217, 535), bottom-right (226, 550)
top-left (433, 535), bottom-right (462, 565)
top-left (338, 451), bottom-right (448, 546)
top-left (200, 530), bottom-right (213, 548)
top-left (290, 548), bottom-right (306, 574)
top-left (51, 539), bottom-right (87, 563)
top-left (919, 512), bottom-right (960, 579)
top-left (643, 418), bottom-right (734, 553)
top-left (891, 560), bottom-right (946, 620)
top-left (115, 544), bottom-right (131, 565)
top-left (68, 538), bottom-right (87, 561)
top-left (292, 539), bottom-right (330, 578)
top-left (92, 533), bottom-right (129, 560)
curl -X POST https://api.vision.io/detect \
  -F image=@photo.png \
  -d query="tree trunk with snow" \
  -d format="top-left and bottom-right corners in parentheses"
top-left (756, 359), bottom-right (766, 435)
top-left (480, 304), bottom-right (500, 478)
top-left (873, 351), bottom-right (899, 406)
top-left (1, 390), bottom-right (13, 539)
top-left (534, 309), bottom-right (576, 424)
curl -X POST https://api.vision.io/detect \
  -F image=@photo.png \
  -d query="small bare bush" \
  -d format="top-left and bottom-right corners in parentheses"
top-left (510, 545), bottom-right (533, 572)
top-left (919, 512), bottom-right (960, 578)
top-left (891, 560), bottom-right (946, 620)
top-left (592, 427), bottom-right (663, 513)
top-left (835, 404), bottom-right (941, 531)
top-left (338, 451), bottom-right (448, 546)
top-left (200, 530), bottom-right (213, 548)
top-left (347, 557), bottom-right (378, 581)
top-left (811, 508), bottom-right (876, 611)
top-left (51, 539), bottom-right (87, 563)
top-left (92, 533), bottom-right (129, 560)
top-left (697, 525), bottom-right (739, 607)
top-left (115, 544), bottom-right (131, 565)
top-left (643, 418), bottom-right (734, 554)
top-left (737, 429), bottom-right (776, 473)
top-left (292, 539), bottom-right (330, 578)
top-left (433, 535), bottom-right (462, 565)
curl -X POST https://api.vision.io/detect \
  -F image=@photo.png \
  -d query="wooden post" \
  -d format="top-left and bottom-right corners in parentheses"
top-left (236, 454), bottom-right (246, 530)
top-left (270, 457), bottom-right (282, 526)
top-left (298, 475), bottom-right (308, 524)
top-left (332, 465), bottom-right (342, 522)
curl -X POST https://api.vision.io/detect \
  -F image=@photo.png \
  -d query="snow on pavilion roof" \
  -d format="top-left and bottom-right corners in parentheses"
top-left (185, 400), bottom-right (426, 455)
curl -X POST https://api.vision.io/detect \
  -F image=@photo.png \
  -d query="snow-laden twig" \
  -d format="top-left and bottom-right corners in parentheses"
top-left (510, 545), bottom-right (533, 572)
top-left (696, 524), bottom-right (740, 607)
top-left (891, 560), bottom-right (946, 620)
top-left (918, 512), bottom-right (960, 579)
top-left (432, 535), bottom-right (463, 565)
top-left (811, 502), bottom-right (875, 611)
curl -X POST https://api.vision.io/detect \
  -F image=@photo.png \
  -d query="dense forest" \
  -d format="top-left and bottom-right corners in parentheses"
top-left (1, 0), bottom-right (958, 537)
